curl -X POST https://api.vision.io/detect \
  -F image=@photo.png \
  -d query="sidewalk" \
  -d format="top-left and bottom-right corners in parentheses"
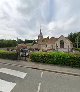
top-left (0, 59), bottom-right (80, 76)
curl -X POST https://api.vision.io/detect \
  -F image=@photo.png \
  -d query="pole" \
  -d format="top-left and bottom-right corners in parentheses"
top-left (68, 45), bottom-right (69, 53)
top-left (77, 36), bottom-right (79, 48)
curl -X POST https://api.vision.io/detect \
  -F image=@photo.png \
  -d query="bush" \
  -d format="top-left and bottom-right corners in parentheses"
top-left (74, 48), bottom-right (80, 52)
top-left (0, 50), bottom-right (17, 60)
top-left (30, 52), bottom-right (80, 68)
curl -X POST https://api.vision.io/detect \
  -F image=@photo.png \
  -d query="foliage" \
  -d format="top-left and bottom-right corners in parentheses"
top-left (0, 50), bottom-right (17, 60)
top-left (74, 48), bottom-right (80, 52)
top-left (17, 38), bottom-right (36, 44)
top-left (0, 39), bottom-right (17, 48)
top-left (17, 39), bottom-right (24, 44)
top-left (30, 52), bottom-right (80, 68)
top-left (24, 39), bottom-right (35, 44)
top-left (68, 32), bottom-right (80, 47)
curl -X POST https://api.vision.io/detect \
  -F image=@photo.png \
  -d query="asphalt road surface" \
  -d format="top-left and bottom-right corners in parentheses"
top-left (0, 63), bottom-right (80, 92)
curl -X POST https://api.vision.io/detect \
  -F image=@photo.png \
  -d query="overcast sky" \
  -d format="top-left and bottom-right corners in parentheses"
top-left (0, 0), bottom-right (80, 40)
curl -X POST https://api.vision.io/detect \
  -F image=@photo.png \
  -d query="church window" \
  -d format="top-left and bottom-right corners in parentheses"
top-left (46, 44), bottom-right (47, 47)
top-left (60, 40), bottom-right (64, 48)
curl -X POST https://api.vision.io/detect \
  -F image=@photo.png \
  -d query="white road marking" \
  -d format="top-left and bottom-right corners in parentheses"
top-left (0, 68), bottom-right (27, 79)
top-left (11, 64), bottom-right (17, 66)
top-left (41, 72), bottom-right (43, 78)
top-left (37, 83), bottom-right (41, 92)
top-left (0, 79), bottom-right (16, 92)
top-left (3, 63), bottom-right (9, 65)
top-left (17, 65), bottom-right (23, 67)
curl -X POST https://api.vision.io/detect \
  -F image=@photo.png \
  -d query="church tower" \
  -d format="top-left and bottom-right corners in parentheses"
top-left (38, 27), bottom-right (43, 50)
top-left (38, 28), bottom-right (43, 40)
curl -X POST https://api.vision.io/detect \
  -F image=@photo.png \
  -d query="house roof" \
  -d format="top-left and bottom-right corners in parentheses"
top-left (38, 34), bottom-right (73, 45)
top-left (58, 35), bottom-right (73, 44)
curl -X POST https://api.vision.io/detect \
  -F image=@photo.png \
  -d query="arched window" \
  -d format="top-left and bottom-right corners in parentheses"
top-left (60, 40), bottom-right (64, 48)
top-left (56, 44), bottom-right (57, 47)
top-left (46, 44), bottom-right (47, 47)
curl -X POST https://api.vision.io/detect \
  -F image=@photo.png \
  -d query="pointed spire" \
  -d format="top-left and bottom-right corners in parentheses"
top-left (40, 25), bottom-right (42, 34)
top-left (38, 25), bottom-right (43, 40)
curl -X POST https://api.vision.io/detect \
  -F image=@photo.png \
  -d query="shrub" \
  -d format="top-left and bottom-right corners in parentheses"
top-left (30, 52), bottom-right (80, 68)
top-left (0, 50), bottom-right (17, 60)
top-left (74, 48), bottom-right (80, 52)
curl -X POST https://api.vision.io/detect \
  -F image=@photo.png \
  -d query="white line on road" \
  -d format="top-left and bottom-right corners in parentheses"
top-left (37, 83), bottom-right (41, 92)
top-left (11, 64), bottom-right (18, 66)
top-left (0, 79), bottom-right (16, 92)
top-left (0, 68), bottom-right (27, 79)
top-left (41, 72), bottom-right (43, 78)
top-left (3, 63), bottom-right (9, 65)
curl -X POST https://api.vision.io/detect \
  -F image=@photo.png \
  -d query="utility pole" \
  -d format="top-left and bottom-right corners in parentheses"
top-left (77, 36), bottom-right (79, 48)
top-left (68, 45), bottom-right (69, 53)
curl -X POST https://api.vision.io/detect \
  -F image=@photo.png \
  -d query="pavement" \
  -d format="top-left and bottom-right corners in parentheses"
top-left (0, 59), bottom-right (80, 92)
top-left (0, 59), bottom-right (80, 76)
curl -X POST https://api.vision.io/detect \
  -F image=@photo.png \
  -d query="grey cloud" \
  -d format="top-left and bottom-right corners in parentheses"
top-left (0, 0), bottom-right (80, 40)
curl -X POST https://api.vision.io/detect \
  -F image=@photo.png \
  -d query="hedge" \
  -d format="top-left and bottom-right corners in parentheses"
top-left (30, 52), bottom-right (80, 68)
top-left (0, 50), bottom-right (17, 60)
top-left (74, 48), bottom-right (80, 52)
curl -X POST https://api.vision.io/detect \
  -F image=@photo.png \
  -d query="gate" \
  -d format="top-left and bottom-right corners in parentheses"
top-left (17, 48), bottom-right (29, 61)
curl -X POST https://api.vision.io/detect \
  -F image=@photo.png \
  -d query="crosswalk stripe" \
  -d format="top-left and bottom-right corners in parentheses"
top-left (0, 79), bottom-right (16, 92)
top-left (0, 68), bottom-right (27, 79)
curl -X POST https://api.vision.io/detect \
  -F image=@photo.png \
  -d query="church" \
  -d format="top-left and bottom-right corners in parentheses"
top-left (36, 28), bottom-right (73, 52)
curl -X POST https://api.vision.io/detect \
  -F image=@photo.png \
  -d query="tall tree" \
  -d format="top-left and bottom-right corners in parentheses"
top-left (68, 32), bottom-right (80, 48)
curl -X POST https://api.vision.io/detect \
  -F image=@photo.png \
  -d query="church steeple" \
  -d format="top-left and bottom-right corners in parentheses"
top-left (38, 26), bottom-right (43, 40)
top-left (40, 28), bottom-right (41, 34)
top-left (40, 28), bottom-right (42, 35)
top-left (40, 25), bottom-right (42, 35)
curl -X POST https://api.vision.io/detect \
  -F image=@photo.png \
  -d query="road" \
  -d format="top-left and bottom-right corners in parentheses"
top-left (0, 63), bottom-right (80, 92)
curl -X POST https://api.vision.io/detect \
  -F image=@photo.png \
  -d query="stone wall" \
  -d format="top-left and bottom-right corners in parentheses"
top-left (55, 35), bottom-right (73, 52)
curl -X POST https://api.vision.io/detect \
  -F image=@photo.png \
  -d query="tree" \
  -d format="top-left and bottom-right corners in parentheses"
top-left (68, 32), bottom-right (80, 48)
top-left (17, 39), bottom-right (24, 44)
top-left (24, 39), bottom-right (35, 44)
top-left (0, 39), bottom-right (17, 48)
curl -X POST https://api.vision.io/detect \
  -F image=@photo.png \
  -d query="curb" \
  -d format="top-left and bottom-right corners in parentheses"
top-left (0, 61), bottom-right (80, 77)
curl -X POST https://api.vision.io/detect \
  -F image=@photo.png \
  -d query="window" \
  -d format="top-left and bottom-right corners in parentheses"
top-left (46, 44), bottom-right (47, 47)
top-left (56, 44), bottom-right (57, 49)
top-left (60, 40), bottom-right (64, 48)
